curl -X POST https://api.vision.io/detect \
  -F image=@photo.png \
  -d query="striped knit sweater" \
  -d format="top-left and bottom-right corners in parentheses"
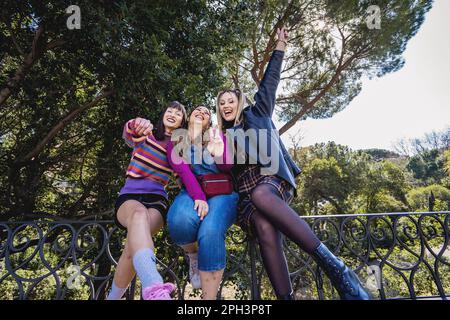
top-left (119, 119), bottom-right (173, 196)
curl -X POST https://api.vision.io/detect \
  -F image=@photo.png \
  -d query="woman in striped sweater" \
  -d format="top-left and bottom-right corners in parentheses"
top-left (107, 101), bottom-right (187, 300)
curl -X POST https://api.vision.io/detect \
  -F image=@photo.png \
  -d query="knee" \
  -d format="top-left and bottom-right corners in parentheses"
top-left (250, 184), bottom-right (273, 206)
top-left (167, 210), bottom-right (197, 233)
top-left (128, 207), bottom-right (148, 224)
top-left (167, 213), bottom-right (198, 245)
top-left (251, 217), bottom-right (278, 247)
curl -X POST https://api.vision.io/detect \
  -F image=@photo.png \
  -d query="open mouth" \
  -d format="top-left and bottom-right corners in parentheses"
top-left (166, 117), bottom-right (176, 124)
top-left (194, 114), bottom-right (204, 121)
top-left (224, 109), bottom-right (233, 117)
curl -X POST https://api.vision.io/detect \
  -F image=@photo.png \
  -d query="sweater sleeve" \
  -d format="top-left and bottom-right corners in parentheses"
top-left (122, 119), bottom-right (147, 148)
top-left (166, 141), bottom-right (206, 201)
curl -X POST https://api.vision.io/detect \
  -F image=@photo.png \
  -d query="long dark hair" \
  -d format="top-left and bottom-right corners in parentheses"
top-left (153, 101), bottom-right (188, 141)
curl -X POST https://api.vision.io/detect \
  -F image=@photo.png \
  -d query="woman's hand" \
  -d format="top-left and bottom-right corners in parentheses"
top-left (275, 26), bottom-right (289, 51)
top-left (133, 117), bottom-right (153, 136)
top-left (194, 199), bottom-right (209, 221)
top-left (206, 126), bottom-right (224, 157)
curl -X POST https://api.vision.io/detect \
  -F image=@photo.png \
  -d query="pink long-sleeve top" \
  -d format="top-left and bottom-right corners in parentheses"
top-left (166, 133), bottom-right (233, 201)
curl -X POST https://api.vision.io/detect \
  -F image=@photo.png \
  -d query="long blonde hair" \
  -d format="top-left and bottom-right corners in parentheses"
top-left (215, 88), bottom-right (246, 130)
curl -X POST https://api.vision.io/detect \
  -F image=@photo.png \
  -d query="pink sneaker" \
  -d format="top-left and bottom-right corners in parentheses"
top-left (142, 283), bottom-right (176, 300)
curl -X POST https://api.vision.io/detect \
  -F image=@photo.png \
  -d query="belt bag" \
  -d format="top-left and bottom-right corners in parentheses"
top-left (196, 173), bottom-right (233, 198)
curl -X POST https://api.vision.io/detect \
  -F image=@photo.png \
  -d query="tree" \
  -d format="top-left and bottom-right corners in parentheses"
top-left (362, 149), bottom-right (400, 161)
top-left (294, 142), bottom-right (369, 215)
top-left (223, 0), bottom-right (433, 135)
top-left (407, 185), bottom-right (450, 212)
top-left (407, 149), bottom-right (446, 185)
top-left (0, 0), bottom-right (245, 215)
top-left (394, 127), bottom-right (450, 156)
top-left (359, 160), bottom-right (410, 213)
top-left (293, 142), bottom-right (410, 215)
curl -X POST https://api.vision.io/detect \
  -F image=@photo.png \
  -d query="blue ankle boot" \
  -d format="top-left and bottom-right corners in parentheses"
top-left (312, 244), bottom-right (371, 300)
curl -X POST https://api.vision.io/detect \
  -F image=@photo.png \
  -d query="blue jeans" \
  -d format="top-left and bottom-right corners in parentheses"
top-left (167, 190), bottom-right (238, 272)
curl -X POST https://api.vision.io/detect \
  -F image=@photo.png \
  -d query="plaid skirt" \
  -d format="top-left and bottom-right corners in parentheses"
top-left (236, 165), bottom-right (295, 234)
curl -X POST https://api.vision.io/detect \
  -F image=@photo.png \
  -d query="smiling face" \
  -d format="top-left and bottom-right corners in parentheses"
top-left (218, 91), bottom-right (239, 123)
top-left (163, 107), bottom-right (184, 132)
top-left (189, 105), bottom-right (211, 131)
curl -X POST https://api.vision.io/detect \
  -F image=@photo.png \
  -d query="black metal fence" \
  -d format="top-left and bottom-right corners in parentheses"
top-left (1, 211), bottom-right (449, 300)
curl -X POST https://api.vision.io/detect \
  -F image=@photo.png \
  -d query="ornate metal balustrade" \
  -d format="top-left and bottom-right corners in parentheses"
top-left (1, 211), bottom-right (449, 300)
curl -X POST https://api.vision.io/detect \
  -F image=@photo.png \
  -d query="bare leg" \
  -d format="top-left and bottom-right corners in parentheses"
top-left (110, 201), bottom-right (164, 296)
top-left (117, 200), bottom-right (164, 255)
top-left (181, 243), bottom-right (198, 254)
top-left (200, 269), bottom-right (224, 300)
top-left (113, 242), bottom-right (136, 289)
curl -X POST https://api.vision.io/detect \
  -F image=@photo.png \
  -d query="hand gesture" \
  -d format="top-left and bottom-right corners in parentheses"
top-left (194, 199), bottom-right (209, 221)
top-left (275, 26), bottom-right (289, 51)
top-left (207, 126), bottom-right (224, 157)
top-left (133, 117), bottom-right (153, 136)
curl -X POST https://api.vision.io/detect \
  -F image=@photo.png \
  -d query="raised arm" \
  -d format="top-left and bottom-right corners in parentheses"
top-left (253, 27), bottom-right (288, 118)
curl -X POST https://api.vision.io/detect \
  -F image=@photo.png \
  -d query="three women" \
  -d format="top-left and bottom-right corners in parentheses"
top-left (108, 26), bottom-right (369, 301)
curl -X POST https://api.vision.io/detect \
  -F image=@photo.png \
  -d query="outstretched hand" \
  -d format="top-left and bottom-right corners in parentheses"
top-left (133, 117), bottom-right (153, 136)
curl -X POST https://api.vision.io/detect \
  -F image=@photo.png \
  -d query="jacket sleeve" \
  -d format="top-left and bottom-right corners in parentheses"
top-left (122, 119), bottom-right (147, 148)
top-left (252, 50), bottom-right (284, 118)
top-left (166, 141), bottom-right (206, 201)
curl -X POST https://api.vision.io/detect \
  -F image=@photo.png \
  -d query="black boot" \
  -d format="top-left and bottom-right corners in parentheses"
top-left (312, 244), bottom-right (371, 300)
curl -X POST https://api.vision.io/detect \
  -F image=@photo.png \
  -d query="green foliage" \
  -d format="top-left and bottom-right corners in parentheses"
top-left (0, 0), bottom-right (244, 215)
top-left (293, 142), bottom-right (410, 215)
top-left (407, 184), bottom-right (450, 212)
top-left (407, 149), bottom-right (447, 185)
top-left (226, 0), bottom-right (432, 134)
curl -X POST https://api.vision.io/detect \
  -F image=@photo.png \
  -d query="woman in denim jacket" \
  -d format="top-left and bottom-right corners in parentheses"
top-left (166, 105), bottom-right (237, 300)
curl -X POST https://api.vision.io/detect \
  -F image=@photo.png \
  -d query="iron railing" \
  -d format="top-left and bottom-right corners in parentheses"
top-left (1, 211), bottom-right (449, 300)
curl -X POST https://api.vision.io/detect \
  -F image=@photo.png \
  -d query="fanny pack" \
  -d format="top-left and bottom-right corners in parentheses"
top-left (196, 173), bottom-right (233, 198)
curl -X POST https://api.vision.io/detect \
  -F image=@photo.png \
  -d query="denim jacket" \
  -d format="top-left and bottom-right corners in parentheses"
top-left (227, 50), bottom-right (301, 189)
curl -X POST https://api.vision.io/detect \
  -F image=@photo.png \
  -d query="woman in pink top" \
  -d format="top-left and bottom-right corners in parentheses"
top-left (166, 105), bottom-right (237, 300)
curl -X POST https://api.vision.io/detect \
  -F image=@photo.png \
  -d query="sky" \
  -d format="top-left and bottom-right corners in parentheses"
top-left (276, 0), bottom-right (450, 152)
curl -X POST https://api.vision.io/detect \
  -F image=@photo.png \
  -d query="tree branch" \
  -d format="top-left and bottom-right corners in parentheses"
top-left (18, 90), bottom-right (114, 163)
top-left (0, 26), bottom-right (65, 108)
top-left (279, 53), bottom-right (359, 136)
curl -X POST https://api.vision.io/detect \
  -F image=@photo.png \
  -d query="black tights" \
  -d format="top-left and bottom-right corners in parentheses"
top-left (250, 183), bottom-right (321, 297)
